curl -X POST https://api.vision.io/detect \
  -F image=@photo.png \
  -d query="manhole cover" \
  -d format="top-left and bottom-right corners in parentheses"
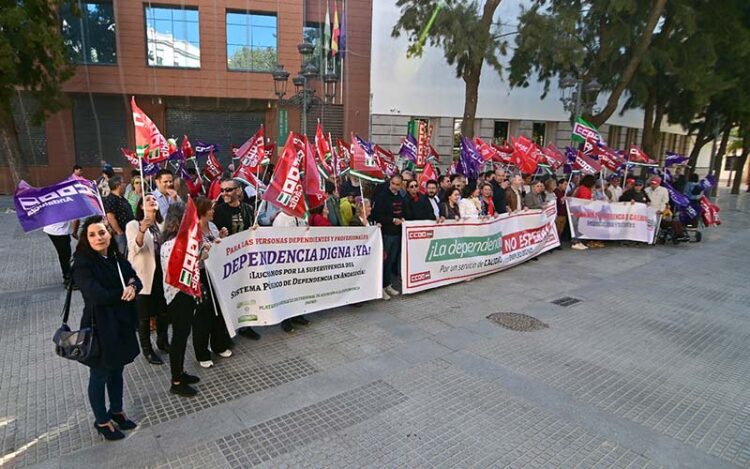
top-left (551, 296), bottom-right (582, 307)
top-left (487, 313), bottom-right (548, 332)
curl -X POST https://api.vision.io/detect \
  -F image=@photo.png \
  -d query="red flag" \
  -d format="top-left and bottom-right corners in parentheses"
top-left (474, 137), bottom-right (497, 162)
top-left (203, 151), bottom-right (224, 180)
top-left (121, 148), bottom-right (140, 168)
top-left (540, 144), bottom-right (567, 170)
top-left (491, 143), bottom-right (513, 164)
top-left (233, 126), bottom-right (265, 185)
top-left (428, 145), bottom-right (441, 163)
top-left (595, 144), bottom-right (625, 172)
top-left (573, 150), bottom-right (602, 174)
top-left (130, 96), bottom-right (169, 163)
top-left (628, 145), bottom-right (657, 165)
top-left (314, 123), bottom-right (333, 178)
top-left (699, 195), bottom-right (721, 227)
top-left (305, 138), bottom-right (327, 209)
top-left (165, 198), bottom-right (202, 299)
top-left (374, 145), bottom-right (398, 177)
top-left (181, 135), bottom-right (194, 159)
top-left (417, 162), bottom-right (437, 194)
top-left (511, 136), bottom-right (539, 174)
top-left (349, 133), bottom-right (386, 182)
top-left (416, 121), bottom-right (430, 168)
top-left (262, 133), bottom-right (307, 218)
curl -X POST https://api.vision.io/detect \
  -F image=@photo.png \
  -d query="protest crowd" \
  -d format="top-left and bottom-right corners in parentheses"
top-left (16, 103), bottom-right (721, 441)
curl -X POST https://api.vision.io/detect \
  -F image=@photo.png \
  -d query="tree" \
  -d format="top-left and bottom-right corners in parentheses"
top-left (1, 1), bottom-right (76, 186)
top-left (392, 0), bottom-right (507, 137)
top-left (508, 0), bottom-right (667, 127)
top-left (228, 46), bottom-right (277, 72)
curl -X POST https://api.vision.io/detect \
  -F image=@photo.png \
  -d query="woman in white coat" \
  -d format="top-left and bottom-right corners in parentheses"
top-left (458, 183), bottom-right (482, 219)
top-left (126, 194), bottom-right (169, 365)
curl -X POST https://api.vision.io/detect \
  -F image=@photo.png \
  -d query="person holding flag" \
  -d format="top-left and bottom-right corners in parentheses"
top-left (160, 202), bottom-right (202, 397)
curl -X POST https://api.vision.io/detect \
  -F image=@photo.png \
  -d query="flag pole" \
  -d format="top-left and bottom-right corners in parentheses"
top-left (138, 155), bottom-right (146, 213)
top-left (328, 132), bottom-right (338, 196)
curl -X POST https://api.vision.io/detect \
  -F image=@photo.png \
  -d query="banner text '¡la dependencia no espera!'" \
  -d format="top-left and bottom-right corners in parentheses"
top-left (222, 245), bottom-right (372, 279)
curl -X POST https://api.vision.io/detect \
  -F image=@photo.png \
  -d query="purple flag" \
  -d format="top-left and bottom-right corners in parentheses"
top-left (700, 174), bottom-right (716, 191)
top-left (168, 148), bottom-right (185, 162)
top-left (662, 181), bottom-right (689, 208)
top-left (339, 7), bottom-right (346, 59)
top-left (194, 141), bottom-right (219, 158)
top-left (174, 159), bottom-right (191, 181)
top-left (459, 136), bottom-right (482, 178)
top-left (142, 161), bottom-right (161, 176)
top-left (664, 151), bottom-right (689, 167)
top-left (355, 135), bottom-right (374, 155)
top-left (14, 177), bottom-right (103, 233)
top-left (398, 134), bottom-right (417, 162)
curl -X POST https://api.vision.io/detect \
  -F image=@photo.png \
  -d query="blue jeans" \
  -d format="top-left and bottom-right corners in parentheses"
top-left (114, 233), bottom-right (128, 257)
top-left (88, 366), bottom-right (124, 424)
top-left (382, 234), bottom-right (401, 288)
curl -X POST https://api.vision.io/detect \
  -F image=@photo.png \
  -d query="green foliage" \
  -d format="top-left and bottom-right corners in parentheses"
top-left (509, 0), bottom-right (659, 95)
top-left (60, 2), bottom-right (117, 65)
top-left (0, 0), bottom-right (76, 123)
top-left (227, 46), bottom-right (277, 72)
top-left (391, 0), bottom-right (508, 80)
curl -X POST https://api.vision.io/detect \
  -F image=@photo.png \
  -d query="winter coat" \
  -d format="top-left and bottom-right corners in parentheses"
top-left (71, 251), bottom-right (142, 369)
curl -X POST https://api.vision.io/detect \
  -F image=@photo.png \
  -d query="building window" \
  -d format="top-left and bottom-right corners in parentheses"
top-left (608, 125), bottom-right (621, 148)
top-left (226, 11), bottom-right (277, 72)
top-left (624, 127), bottom-right (638, 148)
top-left (145, 6), bottom-right (200, 68)
top-left (60, 1), bottom-right (116, 64)
top-left (493, 121), bottom-right (509, 145)
top-left (532, 122), bottom-right (546, 146)
top-left (453, 119), bottom-right (462, 158)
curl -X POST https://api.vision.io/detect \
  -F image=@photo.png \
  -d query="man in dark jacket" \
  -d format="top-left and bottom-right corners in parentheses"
top-left (324, 181), bottom-right (344, 226)
top-left (403, 179), bottom-right (436, 221)
top-left (619, 179), bottom-right (651, 204)
top-left (371, 174), bottom-right (405, 300)
top-left (490, 169), bottom-right (508, 215)
top-left (213, 178), bottom-right (254, 235)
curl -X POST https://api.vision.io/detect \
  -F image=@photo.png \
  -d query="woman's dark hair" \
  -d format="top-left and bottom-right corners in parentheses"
top-left (462, 182), bottom-right (477, 199)
top-left (689, 173), bottom-right (699, 182)
top-left (580, 175), bottom-right (597, 188)
top-left (75, 216), bottom-right (117, 258)
top-left (194, 196), bottom-right (214, 218)
top-left (442, 187), bottom-right (461, 204)
top-left (480, 182), bottom-right (493, 194)
top-left (557, 177), bottom-right (567, 185)
top-left (134, 196), bottom-right (164, 223)
top-left (161, 201), bottom-right (186, 243)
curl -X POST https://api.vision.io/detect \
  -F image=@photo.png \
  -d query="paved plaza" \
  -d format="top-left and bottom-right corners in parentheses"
top-left (1, 191), bottom-right (749, 468)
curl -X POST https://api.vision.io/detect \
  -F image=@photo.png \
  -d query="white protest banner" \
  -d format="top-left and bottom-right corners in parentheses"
top-left (401, 203), bottom-right (559, 294)
top-left (566, 198), bottom-right (659, 243)
top-left (205, 226), bottom-right (382, 333)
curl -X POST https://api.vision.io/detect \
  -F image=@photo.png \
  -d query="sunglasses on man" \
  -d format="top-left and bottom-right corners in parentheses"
top-left (221, 187), bottom-right (239, 193)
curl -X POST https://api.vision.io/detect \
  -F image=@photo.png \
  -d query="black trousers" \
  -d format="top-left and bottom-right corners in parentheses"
top-left (167, 292), bottom-right (196, 382)
top-left (135, 263), bottom-right (169, 353)
top-left (193, 283), bottom-right (231, 362)
top-left (47, 234), bottom-right (71, 280)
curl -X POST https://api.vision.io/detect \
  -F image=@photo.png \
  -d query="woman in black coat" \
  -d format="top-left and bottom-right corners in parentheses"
top-left (72, 216), bottom-right (142, 441)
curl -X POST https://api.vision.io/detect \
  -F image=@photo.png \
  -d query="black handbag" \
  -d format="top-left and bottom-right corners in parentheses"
top-left (53, 279), bottom-right (96, 362)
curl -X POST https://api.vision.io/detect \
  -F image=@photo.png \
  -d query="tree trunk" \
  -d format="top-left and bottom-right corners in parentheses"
top-left (686, 116), bottom-right (715, 178)
top-left (731, 122), bottom-right (749, 194)
top-left (0, 99), bottom-right (26, 188)
top-left (710, 122), bottom-right (732, 196)
top-left (460, 60), bottom-right (483, 138)
top-left (641, 95), bottom-right (656, 156)
top-left (588, 0), bottom-right (667, 127)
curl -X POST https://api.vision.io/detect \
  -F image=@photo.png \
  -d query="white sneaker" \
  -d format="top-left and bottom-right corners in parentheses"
top-left (571, 242), bottom-right (588, 250)
top-left (384, 285), bottom-right (400, 297)
top-left (218, 350), bottom-right (232, 358)
top-left (199, 360), bottom-right (214, 368)
top-left (382, 289), bottom-right (391, 301)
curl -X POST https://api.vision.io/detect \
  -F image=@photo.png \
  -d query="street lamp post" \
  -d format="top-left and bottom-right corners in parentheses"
top-left (559, 76), bottom-right (601, 127)
top-left (271, 43), bottom-right (339, 135)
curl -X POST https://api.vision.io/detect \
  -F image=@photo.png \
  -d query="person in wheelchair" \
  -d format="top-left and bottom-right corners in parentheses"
top-left (646, 176), bottom-right (689, 242)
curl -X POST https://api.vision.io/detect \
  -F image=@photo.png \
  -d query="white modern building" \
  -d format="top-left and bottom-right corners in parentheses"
top-left (369, 0), bottom-right (713, 173)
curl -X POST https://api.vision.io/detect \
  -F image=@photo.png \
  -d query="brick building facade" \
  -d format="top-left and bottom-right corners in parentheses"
top-left (0, 0), bottom-right (372, 193)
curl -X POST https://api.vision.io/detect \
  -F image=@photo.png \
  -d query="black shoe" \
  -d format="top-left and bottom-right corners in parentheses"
top-left (143, 351), bottom-right (163, 365)
top-left (170, 382), bottom-right (198, 397)
top-left (281, 320), bottom-right (295, 333)
top-left (110, 412), bottom-right (137, 431)
top-left (291, 315), bottom-right (310, 326)
top-left (156, 339), bottom-right (170, 353)
top-left (238, 327), bottom-right (261, 340)
top-left (180, 372), bottom-right (200, 384)
top-left (94, 422), bottom-right (125, 441)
